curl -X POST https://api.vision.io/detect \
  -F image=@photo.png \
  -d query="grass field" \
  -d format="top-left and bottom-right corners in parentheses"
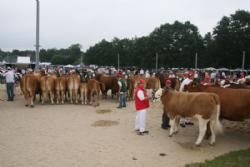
top-left (185, 148), bottom-right (250, 167)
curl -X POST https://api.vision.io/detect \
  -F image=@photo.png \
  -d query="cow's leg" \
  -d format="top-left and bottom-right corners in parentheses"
top-left (24, 92), bottom-right (29, 107)
top-left (50, 91), bottom-right (54, 104)
top-left (69, 90), bottom-right (73, 104)
top-left (30, 91), bottom-right (35, 107)
top-left (84, 90), bottom-right (86, 105)
top-left (94, 94), bottom-right (99, 107)
top-left (205, 122), bottom-right (211, 139)
top-left (61, 91), bottom-right (65, 104)
top-left (195, 117), bottom-right (209, 146)
top-left (72, 89), bottom-right (76, 104)
top-left (174, 117), bottom-right (180, 134)
top-left (209, 120), bottom-right (216, 145)
top-left (169, 118), bottom-right (176, 137)
top-left (89, 92), bottom-right (93, 105)
top-left (41, 92), bottom-right (45, 104)
top-left (56, 90), bottom-right (60, 104)
top-left (75, 89), bottom-right (78, 104)
top-left (80, 91), bottom-right (84, 104)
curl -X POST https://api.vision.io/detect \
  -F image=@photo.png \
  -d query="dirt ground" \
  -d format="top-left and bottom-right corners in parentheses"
top-left (1, 85), bottom-right (250, 167)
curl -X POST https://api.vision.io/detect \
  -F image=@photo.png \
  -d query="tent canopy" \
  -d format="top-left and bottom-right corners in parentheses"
top-left (17, 56), bottom-right (30, 64)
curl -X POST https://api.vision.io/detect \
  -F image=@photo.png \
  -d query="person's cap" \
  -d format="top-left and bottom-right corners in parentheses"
top-left (117, 71), bottom-right (123, 77)
top-left (165, 79), bottom-right (172, 85)
top-left (137, 79), bottom-right (145, 84)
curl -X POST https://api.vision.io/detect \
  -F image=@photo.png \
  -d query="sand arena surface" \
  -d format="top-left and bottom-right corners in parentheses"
top-left (1, 86), bottom-right (250, 167)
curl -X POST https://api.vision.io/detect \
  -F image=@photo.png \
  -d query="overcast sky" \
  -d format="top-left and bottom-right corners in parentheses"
top-left (0, 0), bottom-right (249, 51)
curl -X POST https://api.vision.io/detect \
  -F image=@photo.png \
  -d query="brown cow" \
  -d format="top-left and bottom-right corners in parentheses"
top-left (156, 87), bottom-right (223, 146)
top-left (96, 74), bottom-right (119, 99)
top-left (184, 83), bottom-right (250, 121)
top-left (67, 73), bottom-right (80, 104)
top-left (126, 77), bottom-right (135, 101)
top-left (87, 79), bottom-right (101, 106)
top-left (20, 73), bottom-right (40, 107)
top-left (40, 75), bottom-right (57, 104)
top-left (80, 82), bottom-right (88, 105)
top-left (133, 76), bottom-right (161, 100)
top-left (56, 75), bottom-right (67, 104)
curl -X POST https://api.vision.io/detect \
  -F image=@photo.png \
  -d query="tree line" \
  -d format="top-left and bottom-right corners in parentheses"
top-left (1, 10), bottom-right (250, 69)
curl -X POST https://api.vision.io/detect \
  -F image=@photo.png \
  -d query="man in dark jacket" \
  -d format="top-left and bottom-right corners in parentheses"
top-left (161, 79), bottom-right (171, 129)
top-left (117, 72), bottom-right (127, 108)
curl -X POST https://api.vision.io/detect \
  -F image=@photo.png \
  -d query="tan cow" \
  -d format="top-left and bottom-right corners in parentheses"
top-left (20, 73), bottom-right (40, 107)
top-left (87, 79), bottom-right (101, 106)
top-left (67, 73), bottom-right (80, 104)
top-left (80, 82), bottom-right (88, 105)
top-left (145, 77), bottom-right (161, 97)
top-left (56, 75), bottom-right (67, 104)
top-left (40, 75), bottom-right (57, 104)
top-left (126, 77), bottom-right (135, 101)
top-left (156, 87), bottom-right (223, 146)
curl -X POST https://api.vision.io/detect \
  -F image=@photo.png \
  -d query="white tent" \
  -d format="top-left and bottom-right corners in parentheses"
top-left (64, 64), bottom-right (74, 68)
top-left (217, 68), bottom-right (229, 71)
top-left (17, 56), bottom-right (30, 64)
top-left (204, 67), bottom-right (216, 71)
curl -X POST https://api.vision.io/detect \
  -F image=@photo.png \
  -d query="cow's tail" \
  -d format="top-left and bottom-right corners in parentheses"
top-left (213, 95), bottom-right (223, 134)
top-left (157, 78), bottom-right (161, 90)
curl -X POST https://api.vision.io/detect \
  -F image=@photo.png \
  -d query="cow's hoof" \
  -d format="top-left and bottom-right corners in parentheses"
top-left (209, 142), bottom-right (215, 146)
top-left (25, 104), bottom-right (29, 107)
top-left (168, 134), bottom-right (173, 137)
top-left (30, 105), bottom-right (34, 108)
top-left (195, 143), bottom-right (201, 147)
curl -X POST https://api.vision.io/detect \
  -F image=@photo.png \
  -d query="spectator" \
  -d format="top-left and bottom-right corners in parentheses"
top-left (3, 67), bottom-right (15, 101)
top-left (134, 79), bottom-right (150, 135)
top-left (117, 72), bottom-right (127, 108)
top-left (161, 79), bottom-right (172, 129)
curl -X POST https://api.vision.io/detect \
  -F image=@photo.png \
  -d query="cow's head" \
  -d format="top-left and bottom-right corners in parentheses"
top-left (154, 88), bottom-right (163, 100)
top-left (154, 85), bottom-right (172, 102)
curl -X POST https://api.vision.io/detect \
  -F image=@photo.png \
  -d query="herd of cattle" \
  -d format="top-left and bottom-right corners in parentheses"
top-left (19, 71), bottom-right (161, 107)
top-left (19, 70), bottom-right (250, 146)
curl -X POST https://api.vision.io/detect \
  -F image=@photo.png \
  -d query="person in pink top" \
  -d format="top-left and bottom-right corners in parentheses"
top-left (134, 79), bottom-right (150, 135)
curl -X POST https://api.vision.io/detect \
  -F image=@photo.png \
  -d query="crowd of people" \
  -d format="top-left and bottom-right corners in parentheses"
top-left (1, 65), bottom-right (250, 136)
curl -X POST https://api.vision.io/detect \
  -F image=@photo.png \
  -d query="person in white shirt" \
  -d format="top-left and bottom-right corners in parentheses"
top-left (145, 70), bottom-right (150, 78)
top-left (139, 69), bottom-right (144, 76)
top-left (3, 67), bottom-right (15, 101)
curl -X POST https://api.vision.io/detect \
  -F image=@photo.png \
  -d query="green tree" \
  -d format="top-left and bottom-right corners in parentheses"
top-left (211, 10), bottom-right (250, 68)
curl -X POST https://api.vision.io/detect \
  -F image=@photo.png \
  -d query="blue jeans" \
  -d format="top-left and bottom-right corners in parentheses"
top-left (118, 93), bottom-right (126, 107)
top-left (6, 82), bottom-right (14, 100)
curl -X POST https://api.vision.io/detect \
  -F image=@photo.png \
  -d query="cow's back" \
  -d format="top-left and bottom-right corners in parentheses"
top-left (162, 91), bottom-right (219, 119)
top-left (187, 85), bottom-right (250, 121)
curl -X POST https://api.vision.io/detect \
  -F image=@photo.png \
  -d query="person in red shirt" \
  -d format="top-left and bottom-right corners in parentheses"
top-left (134, 79), bottom-right (150, 135)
